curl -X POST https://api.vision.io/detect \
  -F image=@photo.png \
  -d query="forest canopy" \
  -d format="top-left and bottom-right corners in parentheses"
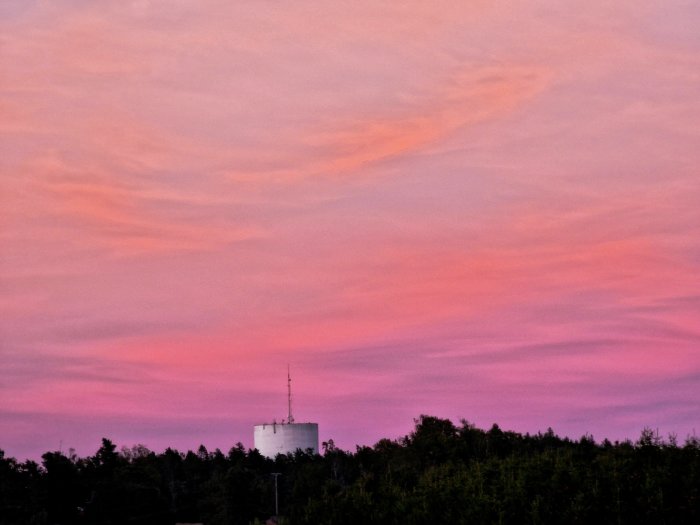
top-left (1, 416), bottom-right (698, 524)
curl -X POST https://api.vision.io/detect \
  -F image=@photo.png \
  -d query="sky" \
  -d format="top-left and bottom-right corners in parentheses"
top-left (1, 0), bottom-right (700, 460)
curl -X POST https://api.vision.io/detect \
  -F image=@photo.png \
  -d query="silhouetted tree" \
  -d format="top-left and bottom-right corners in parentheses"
top-left (2, 417), bottom-right (699, 524)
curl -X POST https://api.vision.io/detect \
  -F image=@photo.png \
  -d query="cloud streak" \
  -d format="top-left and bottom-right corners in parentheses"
top-left (1, 0), bottom-right (699, 459)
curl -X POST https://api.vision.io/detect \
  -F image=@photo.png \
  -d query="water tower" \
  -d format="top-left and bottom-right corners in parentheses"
top-left (253, 368), bottom-right (319, 458)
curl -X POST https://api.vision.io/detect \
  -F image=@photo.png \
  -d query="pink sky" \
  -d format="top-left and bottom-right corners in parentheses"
top-left (2, 1), bottom-right (700, 460)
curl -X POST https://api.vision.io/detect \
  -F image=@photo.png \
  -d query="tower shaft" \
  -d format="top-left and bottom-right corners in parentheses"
top-left (287, 365), bottom-right (294, 423)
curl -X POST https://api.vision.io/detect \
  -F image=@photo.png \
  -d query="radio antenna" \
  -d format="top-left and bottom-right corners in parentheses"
top-left (287, 365), bottom-right (294, 424)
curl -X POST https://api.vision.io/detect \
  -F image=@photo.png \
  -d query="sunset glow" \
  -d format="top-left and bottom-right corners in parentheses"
top-left (2, 0), bottom-right (699, 459)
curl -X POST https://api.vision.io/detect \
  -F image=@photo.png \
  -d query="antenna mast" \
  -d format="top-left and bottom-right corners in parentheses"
top-left (287, 365), bottom-right (294, 424)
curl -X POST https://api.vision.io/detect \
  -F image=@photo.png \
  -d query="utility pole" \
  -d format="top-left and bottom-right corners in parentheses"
top-left (271, 472), bottom-right (281, 517)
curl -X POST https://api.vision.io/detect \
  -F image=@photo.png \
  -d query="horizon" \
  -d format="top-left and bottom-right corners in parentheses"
top-left (6, 410), bottom-right (696, 463)
top-left (2, 1), bottom-right (699, 462)
top-left (4, 398), bottom-right (698, 462)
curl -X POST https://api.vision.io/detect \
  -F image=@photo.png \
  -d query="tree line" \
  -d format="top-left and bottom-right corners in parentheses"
top-left (1, 416), bottom-right (699, 524)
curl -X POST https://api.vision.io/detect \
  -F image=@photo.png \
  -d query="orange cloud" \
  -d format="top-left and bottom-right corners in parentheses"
top-left (20, 149), bottom-right (256, 255)
top-left (226, 65), bottom-right (550, 181)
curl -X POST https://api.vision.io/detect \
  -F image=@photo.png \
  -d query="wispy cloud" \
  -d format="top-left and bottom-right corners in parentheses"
top-left (224, 65), bottom-right (550, 180)
top-left (1, 0), bottom-right (699, 459)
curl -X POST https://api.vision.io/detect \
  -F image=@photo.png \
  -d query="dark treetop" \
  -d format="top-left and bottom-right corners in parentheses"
top-left (1, 416), bottom-right (699, 524)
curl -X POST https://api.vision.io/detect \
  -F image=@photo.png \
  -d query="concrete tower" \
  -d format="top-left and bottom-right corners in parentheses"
top-left (253, 368), bottom-right (319, 458)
